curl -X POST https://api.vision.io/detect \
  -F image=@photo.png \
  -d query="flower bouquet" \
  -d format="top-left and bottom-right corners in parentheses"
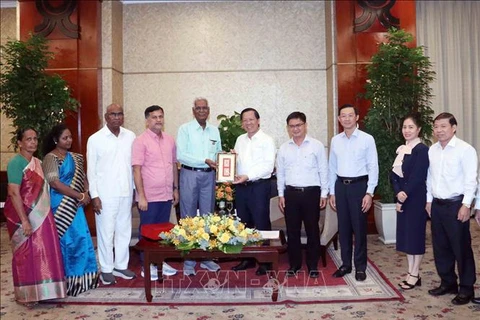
top-left (159, 213), bottom-right (262, 254)
top-left (215, 182), bottom-right (234, 202)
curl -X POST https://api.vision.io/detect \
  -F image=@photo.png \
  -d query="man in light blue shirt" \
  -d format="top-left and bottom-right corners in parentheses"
top-left (177, 97), bottom-right (222, 275)
top-left (329, 104), bottom-right (378, 282)
top-left (277, 111), bottom-right (328, 278)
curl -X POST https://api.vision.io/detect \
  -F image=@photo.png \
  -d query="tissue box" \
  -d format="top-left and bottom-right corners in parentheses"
top-left (140, 222), bottom-right (175, 240)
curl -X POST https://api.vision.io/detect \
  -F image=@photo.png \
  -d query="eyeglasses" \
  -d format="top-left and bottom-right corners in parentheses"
top-left (288, 122), bottom-right (305, 129)
top-left (108, 112), bottom-right (124, 117)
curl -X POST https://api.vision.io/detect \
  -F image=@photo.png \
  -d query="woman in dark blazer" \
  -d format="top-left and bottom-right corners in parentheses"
top-left (390, 113), bottom-right (429, 290)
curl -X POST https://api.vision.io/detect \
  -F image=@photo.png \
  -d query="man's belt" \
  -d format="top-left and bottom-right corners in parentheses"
top-left (337, 175), bottom-right (368, 185)
top-left (286, 186), bottom-right (320, 192)
top-left (433, 195), bottom-right (464, 206)
top-left (243, 178), bottom-right (270, 186)
top-left (181, 164), bottom-right (213, 172)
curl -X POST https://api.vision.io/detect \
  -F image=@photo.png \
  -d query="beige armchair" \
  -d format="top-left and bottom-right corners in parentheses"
top-left (270, 196), bottom-right (338, 267)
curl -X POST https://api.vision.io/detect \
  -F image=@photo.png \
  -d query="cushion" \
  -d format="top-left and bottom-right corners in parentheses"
top-left (140, 222), bottom-right (175, 240)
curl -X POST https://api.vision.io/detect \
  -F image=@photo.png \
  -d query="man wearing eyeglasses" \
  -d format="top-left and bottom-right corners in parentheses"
top-left (87, 103), bottom-right (137, 285)
top-left (328, 104), bottom-right (378, 282)
top-left (276, 111), bottom-right (328, 278)
top-left (177, 97), bottom-right (222, 275)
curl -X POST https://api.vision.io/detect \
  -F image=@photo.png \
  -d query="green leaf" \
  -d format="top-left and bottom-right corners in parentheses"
top-left (363, 28), bottom-right (435, 202)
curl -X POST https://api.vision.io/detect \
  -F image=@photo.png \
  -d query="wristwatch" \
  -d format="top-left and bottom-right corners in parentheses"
top-left (366, 193), bottom-right (374, 198)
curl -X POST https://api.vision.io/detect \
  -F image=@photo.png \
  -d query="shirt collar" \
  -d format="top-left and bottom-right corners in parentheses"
top-left (247, 129), bottom-right (263, 141)
top-left (146, 128), bottom-right (162, 139)
top-left (193, 120), bottom-right (212, 131)
top-left (102, 125), bottom-right (124, 137)
top-left (445, 135), bottom-right (458, 148)
top-left (288, 134), bottom-right (311, 145)
top-left (340, 128), bottom-right (359, 138)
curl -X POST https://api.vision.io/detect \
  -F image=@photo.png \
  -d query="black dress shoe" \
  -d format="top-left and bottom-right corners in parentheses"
top-left (309, 270), bottom-right (320, 278)
top-left (255, 265), bottom-right (268, 276)
top-left (451, 293), bottom-right (473, 305)
top-left (355, 271), bottom-right (367, 281)
top-left (332, 266), bottom-right (352, 278)
top-left (471, 297), bottom-right (480, 304)
top-left (286, 267), bottom-right (301, 277)
top-left (232, 260), bottom-right (256, 271)
top-left (428, 285), bottom-right (458, 296)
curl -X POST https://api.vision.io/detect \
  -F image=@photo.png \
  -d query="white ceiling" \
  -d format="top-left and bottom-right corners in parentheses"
top-left (0, 1), bottom-right (16, 8)
top-left (0, 0), bottom-right (243, 8)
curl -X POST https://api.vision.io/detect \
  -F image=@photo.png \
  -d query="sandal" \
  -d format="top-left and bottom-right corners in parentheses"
top-left (400, 274), bottom-right (421, 290)
top-left (398, 273), bottom-right (411, 287)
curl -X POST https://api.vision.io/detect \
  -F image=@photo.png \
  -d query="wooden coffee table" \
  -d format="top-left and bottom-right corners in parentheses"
top-left (135, 232), bottom-right (286, 302)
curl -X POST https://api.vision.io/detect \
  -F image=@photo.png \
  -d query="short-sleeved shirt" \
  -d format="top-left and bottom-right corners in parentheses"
top-left (176, 120), bottom-right (222, 168)
top-left (7, 154), bottom-right (29, 185)
top-left (132, 129), bottom-right (177, 202)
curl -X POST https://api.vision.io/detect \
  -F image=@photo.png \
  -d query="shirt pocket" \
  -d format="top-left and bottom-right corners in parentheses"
top-left (355, 144), bottom-right (368, 163)
top-left (301, 152), bottom-right (317, 169)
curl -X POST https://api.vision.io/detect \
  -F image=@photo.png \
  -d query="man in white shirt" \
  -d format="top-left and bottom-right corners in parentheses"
top-left (277, 111), bottom-right (328, 278)
top-left (232, 107), bottom-right (276, 275)
top-left (426, 112), bottom-right (478, 305)
top-left (87, 103), bottom-right (136, 285)
top-left (329, 104), bottom-right (378, 282)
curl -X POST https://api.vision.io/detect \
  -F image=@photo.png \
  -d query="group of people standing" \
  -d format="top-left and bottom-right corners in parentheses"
top-left (5, 125), bottom-right (99, 306)
top-left (4, 99), bottom-right (480, 307)
top-left (391, 111), bottom-right (480, 305)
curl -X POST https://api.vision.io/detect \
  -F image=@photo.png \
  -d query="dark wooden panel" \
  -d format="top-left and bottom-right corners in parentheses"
top-left (335, 0), bottom-right (417, 234)
top-left (19, 0), bottom-right (102, 235)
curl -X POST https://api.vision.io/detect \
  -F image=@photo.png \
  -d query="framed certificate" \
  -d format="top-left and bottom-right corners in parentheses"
top-left (216, 152), bottom-right (237, 182)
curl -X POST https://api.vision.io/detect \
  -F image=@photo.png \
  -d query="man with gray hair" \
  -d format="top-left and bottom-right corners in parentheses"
top-left (177, 97), bottom-right (222, 275)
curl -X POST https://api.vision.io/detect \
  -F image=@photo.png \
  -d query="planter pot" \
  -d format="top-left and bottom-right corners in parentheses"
top-left (373, 200), bottom-right (397, 245)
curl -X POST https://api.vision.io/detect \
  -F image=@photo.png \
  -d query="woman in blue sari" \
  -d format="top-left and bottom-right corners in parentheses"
top-left (42, 124), bottom-right (99, 296)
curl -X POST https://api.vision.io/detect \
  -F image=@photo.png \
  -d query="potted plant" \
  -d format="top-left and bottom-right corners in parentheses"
top-left (217, 111), bottom-right (245, 151)
top-left (0, 34), bottom-right (78, 157)
top-left (363, 28), bottom-right (435, 244)
top-left (215, 112), bottom-right (245, 211)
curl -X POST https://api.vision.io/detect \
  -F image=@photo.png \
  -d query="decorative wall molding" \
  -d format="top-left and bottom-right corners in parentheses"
top-left (354, 0), bottom-right (400, 32)
top-left (34, 0), bottom-right (79, 38)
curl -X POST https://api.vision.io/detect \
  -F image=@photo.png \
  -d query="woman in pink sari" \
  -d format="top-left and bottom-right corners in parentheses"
top-left (4, 128), bottom-right (67, 306)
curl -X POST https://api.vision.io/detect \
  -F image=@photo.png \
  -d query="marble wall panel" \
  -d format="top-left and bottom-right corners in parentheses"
top-left (1, 8), bottom-right (17, 170)
top-left (123, 1), bottom-right (326, 73)
top-left (123, 70), bottom-right (328, 148)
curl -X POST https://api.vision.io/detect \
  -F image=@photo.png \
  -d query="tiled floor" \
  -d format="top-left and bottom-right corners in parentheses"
top-left (1, 221), bottom-right (479, 320)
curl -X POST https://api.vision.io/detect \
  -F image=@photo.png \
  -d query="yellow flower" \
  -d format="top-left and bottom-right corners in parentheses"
top-left (201, 232), bottom-right (210, 241)
top-left (219, 233), bottom-right (231, 243)
top-left (210, 225), bottom-right (218, 234)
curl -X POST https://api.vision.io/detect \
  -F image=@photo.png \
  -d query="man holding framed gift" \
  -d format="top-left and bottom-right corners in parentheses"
top-left (177, 97), bottom-right (222, 275)
top-left (232, 107), bottom-right (276, 275)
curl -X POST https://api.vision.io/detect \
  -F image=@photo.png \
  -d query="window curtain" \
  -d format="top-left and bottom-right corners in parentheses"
top-left (416, 1), bottom-right (479, 153)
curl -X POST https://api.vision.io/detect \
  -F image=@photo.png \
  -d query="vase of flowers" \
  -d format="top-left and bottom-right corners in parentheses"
top-left (215, 182), bottom-right (234, 214)
top-left (159, 213), bottom-right (262, 254)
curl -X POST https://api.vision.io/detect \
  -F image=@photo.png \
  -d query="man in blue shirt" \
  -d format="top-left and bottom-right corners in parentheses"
top-left (328, 104), bottom-right (378, 282)
top-left (177, 97), bottom-right (222, 275)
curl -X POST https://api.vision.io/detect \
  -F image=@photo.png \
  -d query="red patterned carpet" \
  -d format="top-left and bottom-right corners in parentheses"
top-left (45, 247), bottom-right (403, 306)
